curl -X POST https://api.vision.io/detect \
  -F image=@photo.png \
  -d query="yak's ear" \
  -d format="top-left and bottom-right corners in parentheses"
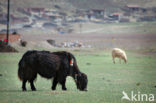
top-left (75, 73), bottom-right (82, 79)
top-left (78, 73), bottom-right (81, 76)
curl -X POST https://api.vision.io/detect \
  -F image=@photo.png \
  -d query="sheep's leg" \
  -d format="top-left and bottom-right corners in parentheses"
top-left (119, 58), bottom-right (121, 64)
top-left (113, 57), bottom-right (115, 64)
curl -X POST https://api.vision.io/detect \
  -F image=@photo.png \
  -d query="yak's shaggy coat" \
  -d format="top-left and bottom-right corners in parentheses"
top-left (18, 50), bottom-right (88, 91)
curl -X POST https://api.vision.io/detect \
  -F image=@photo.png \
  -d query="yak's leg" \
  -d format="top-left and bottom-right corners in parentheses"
top-left (52, 77), bottom-right (58, 90)
top-left (29, 73), bottom-right (37, 91)
top-left (30, 80), bottom-right (36, 91)
top-left (61, 78), bottom-right (67, 90)
top-left (22, 80), bottom-right (27, 91)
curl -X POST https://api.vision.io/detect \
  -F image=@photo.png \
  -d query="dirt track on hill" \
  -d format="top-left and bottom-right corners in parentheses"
top-left (20, 32), bottom-right (156, 50)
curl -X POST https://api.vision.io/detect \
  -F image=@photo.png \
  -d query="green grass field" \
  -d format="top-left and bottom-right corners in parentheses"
top-left (0, 51), bottom-right (156, 103)
top-left (76, 22), bottom-right (156, 34)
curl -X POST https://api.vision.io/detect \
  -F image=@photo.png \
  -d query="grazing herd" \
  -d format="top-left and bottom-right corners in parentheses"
top-left (18, 48), bottom-right (127, 91)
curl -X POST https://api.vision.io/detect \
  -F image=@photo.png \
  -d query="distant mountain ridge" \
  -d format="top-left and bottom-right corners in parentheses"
top-left (0, 0), bottom-right (156, 15)
top-left (0, 0), bottom-right (156, 9)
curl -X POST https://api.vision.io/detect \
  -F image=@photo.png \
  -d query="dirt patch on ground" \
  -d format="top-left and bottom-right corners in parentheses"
top-left (0, 33), bottom-right (20, 42)
top-left (11, 41), bottom-right (54, 51)
top-left (20, 32), bottom-right (156, 51)
top-left (0, 41), bottom-right (18, 52)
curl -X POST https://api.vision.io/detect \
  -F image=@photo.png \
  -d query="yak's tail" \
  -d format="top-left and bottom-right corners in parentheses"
top-left (18, 57), bottom-right (25, 81)
top-left (18, 65), bottom-right (23, 81)
top-left (18, 50), bottom-right (38, 81)
top-left (18, 68), bottom-right (23, 81)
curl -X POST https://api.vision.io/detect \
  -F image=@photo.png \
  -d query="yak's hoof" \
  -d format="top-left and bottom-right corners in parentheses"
top-left (22, 88), bottom-right (27, 91)
top-left (31, 88), bottom-right (36, 91)
top-left (52, 87), bottom-right (56, 90)
top-left (62, 88), bottom-right (67, 91)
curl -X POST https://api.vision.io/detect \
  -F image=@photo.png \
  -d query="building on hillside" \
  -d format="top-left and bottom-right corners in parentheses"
top-left (86, 9), bottom-right (105, 19)
top-left (10, 16), bottom-right (29, 24)
top-left (27, 8), bottom-right (45, 13)
top-left (23, 8), bottom-right (45, 16)
top-left (0, 13), bottom-right (7, 24)
top-left (126, 5), bottom-right (140, 12)
top-left (109, 12), bottom-right (122, 21)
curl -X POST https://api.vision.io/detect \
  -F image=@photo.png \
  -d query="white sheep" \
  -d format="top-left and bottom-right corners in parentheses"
top-left (112, 48), bottom-right (127, 64)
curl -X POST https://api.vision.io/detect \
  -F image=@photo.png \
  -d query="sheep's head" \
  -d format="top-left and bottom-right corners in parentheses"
top-left (123, 56), bottom-right (127, 63)
top-left (122, 52), bottom-right (127, 63)
top-left (124, 58), bottom-right (127, 63)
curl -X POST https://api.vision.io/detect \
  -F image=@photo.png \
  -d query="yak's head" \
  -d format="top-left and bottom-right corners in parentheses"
top-left (56, 51), bottom-right (88, 91)
top-left (69, 57), bottom-right (88, 91)
top-left (75, 73), bottom-right (88, 91)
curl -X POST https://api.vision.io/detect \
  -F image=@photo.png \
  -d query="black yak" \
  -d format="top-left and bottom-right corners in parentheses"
top-left (18, 50), bottom-right (88, 91)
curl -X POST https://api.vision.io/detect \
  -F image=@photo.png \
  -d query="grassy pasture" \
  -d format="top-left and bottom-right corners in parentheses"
top-left (0, 51), bottom-right (156, 103)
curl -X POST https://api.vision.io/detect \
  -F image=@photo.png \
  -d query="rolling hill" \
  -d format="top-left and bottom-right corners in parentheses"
top-left (0, 0), bottom-right (156, 11)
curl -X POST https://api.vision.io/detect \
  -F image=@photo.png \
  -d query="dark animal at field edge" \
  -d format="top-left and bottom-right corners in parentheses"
top-left (18, 50), bottom-right (88, 91)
